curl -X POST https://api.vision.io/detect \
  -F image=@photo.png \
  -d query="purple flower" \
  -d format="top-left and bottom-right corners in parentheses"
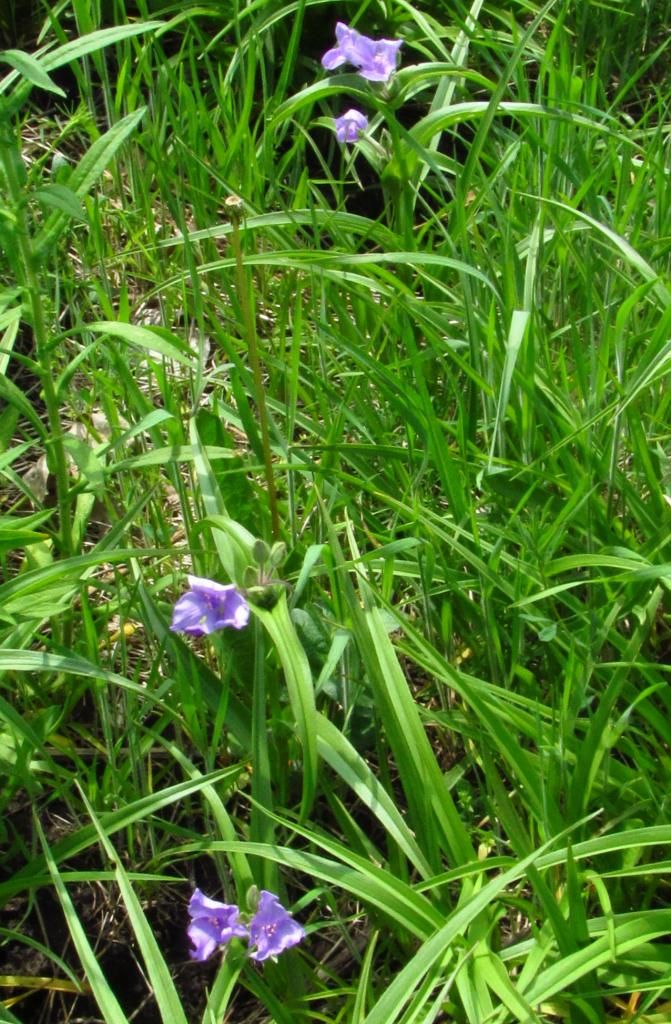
top-left (321, 22), bottom-right (402, 84)
top-left (187, 889), bottom-right (248, 961)
top-left (351, 36), bottom-right (403, 83)
top-left (170, 575), bottom-right (250, 636)
top-left (248, 890), bottom-right (305, 962)
top-left (334, 109), bottom-right (368, 143)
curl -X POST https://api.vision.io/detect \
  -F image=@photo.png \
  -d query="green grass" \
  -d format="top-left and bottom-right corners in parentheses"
top-left (1, 0), bottom-right (671, 1021)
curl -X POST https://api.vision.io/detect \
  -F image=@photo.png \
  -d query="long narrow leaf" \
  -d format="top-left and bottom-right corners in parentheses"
top-left (252, 592), bottom-right (318, 821)
top-left (37, 820), bottom-right (128, 1024)
top-left (81, 793), bottom-right (188, 1024)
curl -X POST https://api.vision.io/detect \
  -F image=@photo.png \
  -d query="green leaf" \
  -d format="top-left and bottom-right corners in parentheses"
top-left (37, 819), bottom-right (129, 1024)
top-left (362, 837), bottom-right (560, 1024)
top-left (39, 24), bottom-right (163, 72)
top-left (33, 184), bottom-right (86, 221)
top-left (316, 715), bottom-right (434, 878)
top-left (489, 309), bottom-right (530, 466)
top-left (85, 321), bottom-right (195, 367)
top-left (1, 760), bottom-right (244, 903)
top-left (181, 837), bottom-right (442, 939)
top-left (330, 515), bottom-right (474, 869)
top-left (81, 793), bottom-right (189, 1024)
top-left (0, 524), bottom-right (48, 554)
top-left (0, 49), bottom-right (66, 96)
top-left (0, 548), bottom-right (162, 608)
top-left (34, 109), bottom-right (147, 256)
top-left (62, 434), bottom-right (105, 497)
top-left (0, 1001), bottom-right (23, 1023)
top-left (252, 592), bottom-right (318, 821)
top-left (0, 374), bottom-right (48, 439)
top-left (522, 912), bottom-right (671, 1005)
top-left (204, 513), bottom-right (257, 585)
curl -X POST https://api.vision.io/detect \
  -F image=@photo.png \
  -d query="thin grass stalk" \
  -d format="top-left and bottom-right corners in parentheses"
top-left (250, 618), bottom-right (278, 892)
top-left (0, 116), bottom-right (73, 557)
top-left (226, 196), bottom-right (280, 539)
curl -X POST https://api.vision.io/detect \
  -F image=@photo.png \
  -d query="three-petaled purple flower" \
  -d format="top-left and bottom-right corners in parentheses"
top-left (187, 890), bottom-right (248, 961)
top-left (170, 575), bottom-right (250, 636)
top-left (334, 109), bottom-right (368, 143)
top-left (187, 889), bottom-right (305, 963)
top-left (321, 22), bottom-right (402, 83)
top-left (248, 890), bottom-right (307, 962)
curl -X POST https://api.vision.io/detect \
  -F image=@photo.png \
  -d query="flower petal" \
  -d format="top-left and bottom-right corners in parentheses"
top-left (170, 593), bottom-right (211, 635)
top-left (321, 45), bottom-right (347, 70)
top-left (187, 917), bottom-right (222, 961)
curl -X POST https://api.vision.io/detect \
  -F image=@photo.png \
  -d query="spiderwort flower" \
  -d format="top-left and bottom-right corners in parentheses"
top-left (187, 889), bottom-right (305, 963)
top-left (170, 575), bottom-right (250, 636)
top-left (353, 35), bottom-right (403, 83)
top-left (321, 22), bottom-right (402, 84)
top-left (187, 889), bottom-right (248, 961)
top-left (248, 890), bottom-right (306, 962)
top-left (334, 109), bottom-right (369, 144)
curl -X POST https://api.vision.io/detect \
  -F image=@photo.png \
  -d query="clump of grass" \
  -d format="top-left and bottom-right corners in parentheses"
top-left (1, 1), bottom-right (671, 1022)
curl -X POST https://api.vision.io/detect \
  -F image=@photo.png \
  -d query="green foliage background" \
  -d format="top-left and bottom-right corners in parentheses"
top-left (0, 0), bottom-right (670, 1021)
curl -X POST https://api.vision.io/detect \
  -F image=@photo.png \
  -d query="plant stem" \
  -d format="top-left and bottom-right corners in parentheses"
top-left (384, 110), bottom-right (415, 255)
top-left (226, 196), bottom-right (281, 540)
top-left (0, 113), bottom-right (73, 556)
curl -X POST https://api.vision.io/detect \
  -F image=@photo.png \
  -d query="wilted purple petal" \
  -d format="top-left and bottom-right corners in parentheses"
top-left (248, 891), bottom-right (305, 962)
top-left (170, 575), bottom-right (250, 636)
top-left (334, 109), bottom-right (368, 144)
top-left (321, 22), bottom-right (402, 83)
top-left (187, 889), bottom-right (248, 962)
